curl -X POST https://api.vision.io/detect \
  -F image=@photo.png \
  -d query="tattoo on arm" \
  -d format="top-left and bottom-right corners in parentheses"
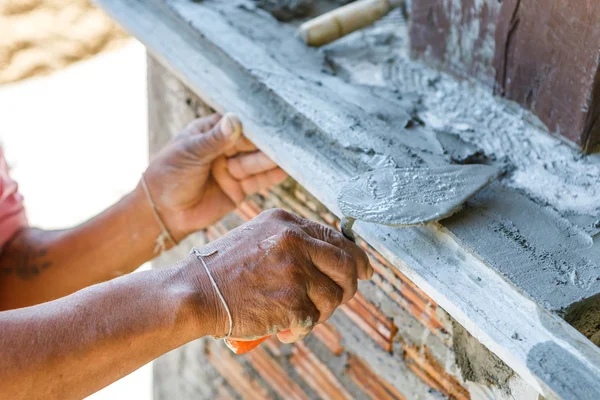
top-left (0, 230), bottom-right (53, 280)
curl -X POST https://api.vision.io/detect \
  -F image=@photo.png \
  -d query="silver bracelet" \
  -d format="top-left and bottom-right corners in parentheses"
top-left (191, 248), bottom-right (233, 338)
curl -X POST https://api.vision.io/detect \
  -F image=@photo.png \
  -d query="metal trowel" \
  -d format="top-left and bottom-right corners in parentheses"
top-left (339, 164), bottom-right (500, 242)
top-left (225, 164), bottom-right (499, 355)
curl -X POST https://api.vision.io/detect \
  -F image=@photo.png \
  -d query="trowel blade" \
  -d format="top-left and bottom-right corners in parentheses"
top-left (337, 165), bottom-right (499, 227)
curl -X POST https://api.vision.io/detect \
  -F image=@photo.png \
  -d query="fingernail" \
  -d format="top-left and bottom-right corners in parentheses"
top-left (221, 113), bottom-right (242, 140)
top-left (369, 263), bottom-right (374, 279)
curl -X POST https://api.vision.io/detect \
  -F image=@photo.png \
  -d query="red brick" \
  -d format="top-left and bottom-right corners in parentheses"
top-left (291, 342), bottom-right (352, 400)
top-left (248, 347), bottom-right (309, 400)
top-left (347, 354), bottom-right (406, 400)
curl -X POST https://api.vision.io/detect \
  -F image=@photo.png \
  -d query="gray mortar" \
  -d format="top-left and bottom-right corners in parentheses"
top-left (434, 130), bottom-right (487, 164)
top-left (338, 164), bottom-right (499, 226)
top-left (452, 320), bottom-right (514, 392)
top-left (527, 342), bottom-right (600, 399)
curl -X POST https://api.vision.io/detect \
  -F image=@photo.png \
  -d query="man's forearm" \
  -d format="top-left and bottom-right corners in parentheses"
top-left (0, 184), bottom-right (165, 309)
top-left (0, 259), bottom-right (208, 400)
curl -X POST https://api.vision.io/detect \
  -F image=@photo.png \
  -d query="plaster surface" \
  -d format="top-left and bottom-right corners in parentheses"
top-left (527, 342), bottom-right (600, 400)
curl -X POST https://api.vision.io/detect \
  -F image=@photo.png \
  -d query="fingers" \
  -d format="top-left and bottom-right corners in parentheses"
top-left (299, 220), bottom-right (372, 280)
top-left (188, 113), bottom-right (242, 162)
top-left (306, 269), bottom-right (344, 323)
top-left (228, 152), bottom-right (278, 180)
top-left (212, 156), bottom-right (246, 204)
top-left (240, 169), bottom-right (288, 195)
top-left (304, 237), bottom-right (358, 304)
top-left (224, 136), bottom-right (258, 157)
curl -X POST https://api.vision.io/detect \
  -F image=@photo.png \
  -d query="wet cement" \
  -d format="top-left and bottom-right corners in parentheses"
top-left (338, 164), bottom-right (498, 226)
top-left (452, 320), bottom-right (514, 390)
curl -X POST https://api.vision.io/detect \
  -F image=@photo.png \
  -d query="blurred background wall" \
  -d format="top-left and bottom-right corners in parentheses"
top-left (0, 0), bottom-right (127, 84)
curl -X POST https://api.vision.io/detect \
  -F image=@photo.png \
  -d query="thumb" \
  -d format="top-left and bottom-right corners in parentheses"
top-left (190, 112), bottom-right (243, 162)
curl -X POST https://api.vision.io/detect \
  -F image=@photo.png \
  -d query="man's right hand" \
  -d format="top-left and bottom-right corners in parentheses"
top-left (182, 209), bottom-right (373, 343)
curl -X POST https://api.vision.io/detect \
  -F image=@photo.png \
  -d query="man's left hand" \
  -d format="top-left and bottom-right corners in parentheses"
top-left (144, 113), bottom-right (287, 241)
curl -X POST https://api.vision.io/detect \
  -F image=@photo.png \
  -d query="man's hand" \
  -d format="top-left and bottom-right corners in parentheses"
top-left (182, 209), bottom-right (373, 343)
top-left (144, 113), bottom-right (287, 241)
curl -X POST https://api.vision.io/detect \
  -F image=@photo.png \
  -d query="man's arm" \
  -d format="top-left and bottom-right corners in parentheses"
top-left (0, 185), bottom-right (164, 309)
top-left (0, 113), bottom-right (287, 310)
top-left (0, 210), bottom-right (371, 400)
top-left (0, 262), bottom-right (201, 400)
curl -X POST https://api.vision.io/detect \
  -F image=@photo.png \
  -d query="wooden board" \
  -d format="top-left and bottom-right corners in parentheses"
top-left (94, 0), bottom-right (600, 398)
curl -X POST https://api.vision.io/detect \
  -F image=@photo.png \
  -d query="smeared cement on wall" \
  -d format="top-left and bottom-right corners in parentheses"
top-left (452, 320), bottom-right (514, 392)
top-left (324, 11), bottom-right (600, 223)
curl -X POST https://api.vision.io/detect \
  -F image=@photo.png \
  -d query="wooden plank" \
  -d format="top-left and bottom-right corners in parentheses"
top-left (94, 1), bottom-right (600, 398)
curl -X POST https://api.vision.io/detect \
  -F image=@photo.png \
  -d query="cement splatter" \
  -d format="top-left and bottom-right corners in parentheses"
top-left (338, 165), bottom-right (499, 226)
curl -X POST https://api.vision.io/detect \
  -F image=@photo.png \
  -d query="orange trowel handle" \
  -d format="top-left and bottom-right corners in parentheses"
top-left (224, 336), bottom-right (271, 354)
